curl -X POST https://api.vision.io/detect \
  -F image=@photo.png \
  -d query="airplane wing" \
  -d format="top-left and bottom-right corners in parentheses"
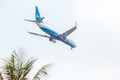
top-left (61, 22), bottom-right (77, 38)
top-left (61, 25), bottom-right (77, 38)
top-left (28, 31), bottom-right (50, 38)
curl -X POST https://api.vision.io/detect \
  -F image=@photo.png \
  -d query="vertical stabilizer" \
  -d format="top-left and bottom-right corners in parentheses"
top-left (35, 6), bottom-right (41, 21)
top-left (24, 6), bottom-right (44, 23)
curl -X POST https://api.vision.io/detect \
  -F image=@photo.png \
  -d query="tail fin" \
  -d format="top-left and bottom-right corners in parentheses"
top-left (35, 6), bottom-right (44, 23)
top-left (24, 6), bottom-right (44, 23)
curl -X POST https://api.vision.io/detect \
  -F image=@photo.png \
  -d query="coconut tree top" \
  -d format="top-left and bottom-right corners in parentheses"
top-left (0, 50), bottom-right (52, 80)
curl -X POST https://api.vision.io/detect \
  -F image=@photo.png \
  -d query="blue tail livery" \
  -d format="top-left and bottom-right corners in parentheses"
top-left (24, 6), bottom-right (77, 49)
top-left (36, 6), bottom-right (41, 21)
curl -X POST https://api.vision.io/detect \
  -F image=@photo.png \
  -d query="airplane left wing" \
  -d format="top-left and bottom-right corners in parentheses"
top-left (61, 22), bottom-right (77, 38)
top-left (28, 31), bottom-right (50, 38)
top-left (28, 31), bottom-right (57, 43)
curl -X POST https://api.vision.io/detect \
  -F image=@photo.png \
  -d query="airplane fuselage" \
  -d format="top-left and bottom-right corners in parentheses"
top-left (38, 23), bottom-right (76, 49)
top-left (25, 6), bottom-right (77, 49)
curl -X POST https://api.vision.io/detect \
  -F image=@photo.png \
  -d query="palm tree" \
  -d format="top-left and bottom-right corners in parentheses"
top-left (0, 50), bottom-right (52, 80)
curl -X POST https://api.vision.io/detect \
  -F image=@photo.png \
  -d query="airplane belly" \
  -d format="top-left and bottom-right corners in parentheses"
top-left (61, 39), bottom-right (76, 48)
top-left (40, 27), bottom-right (59, 37)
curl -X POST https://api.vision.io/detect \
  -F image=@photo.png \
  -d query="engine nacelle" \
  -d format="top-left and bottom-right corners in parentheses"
top-left (49, 39), bottom-right (56, 43)
top-left (51, 39), bottom-right (56, 43)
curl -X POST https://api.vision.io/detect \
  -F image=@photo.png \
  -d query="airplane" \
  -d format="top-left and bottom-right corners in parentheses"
top-left (24, 6), bottom-right (77, 49)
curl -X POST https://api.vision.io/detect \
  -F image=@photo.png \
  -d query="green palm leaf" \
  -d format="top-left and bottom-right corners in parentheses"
top-left (32, 64), bottom-right (52, 80)
top-left (1, 50), bottom-right (52, 80)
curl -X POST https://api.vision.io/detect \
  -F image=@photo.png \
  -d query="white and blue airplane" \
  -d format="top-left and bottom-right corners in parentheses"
top-left (25, 6), bottom-right (77, 49)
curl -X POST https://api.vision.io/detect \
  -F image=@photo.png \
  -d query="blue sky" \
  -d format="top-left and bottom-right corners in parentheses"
top-left (0, 0), bottom-right (120, 80)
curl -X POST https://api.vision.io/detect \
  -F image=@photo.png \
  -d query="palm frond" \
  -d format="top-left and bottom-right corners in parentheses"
top-left (1, 50), bottom-right (52, 80)
top-left (2, 51), bottom-right (16, 80)
top-left (32, 64), bottom-right (52, 80)
top-left (21, 58), bottom-right (37, 79)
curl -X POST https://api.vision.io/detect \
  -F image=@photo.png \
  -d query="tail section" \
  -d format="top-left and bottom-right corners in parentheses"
top-left (24, 6), bottom-right (44, 23)
top-left (35, 6), bottom-right (41, 21)
top-left (35, 6), bottom-right (44, 23)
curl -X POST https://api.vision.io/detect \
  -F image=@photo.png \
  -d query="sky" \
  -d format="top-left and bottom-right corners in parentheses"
top-left (0, 0), bottom-right (120, 80)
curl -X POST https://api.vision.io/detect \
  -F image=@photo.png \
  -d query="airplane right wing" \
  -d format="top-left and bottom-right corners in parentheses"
top-left (61, 22), bottom-right (77, 38)
top-left (28, 31), bottom-right (50, 38)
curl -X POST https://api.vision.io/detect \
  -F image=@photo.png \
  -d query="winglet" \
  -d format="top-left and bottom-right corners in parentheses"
top-left (75, 21), bottom-right (77, 28)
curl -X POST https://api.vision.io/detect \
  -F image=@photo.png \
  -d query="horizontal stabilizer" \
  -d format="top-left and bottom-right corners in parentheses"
top-left (37, 17), bottom-right (44, 23)
top-left (24, 17), bottom-right (44, 23)
top-left (24, 19), bottom-right (36, 22)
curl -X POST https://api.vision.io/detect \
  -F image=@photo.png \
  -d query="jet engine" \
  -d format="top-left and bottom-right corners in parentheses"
top-left (51, 39), bottom-right (56, 43)
top-left (49, 38), bottom-right (56, 43)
